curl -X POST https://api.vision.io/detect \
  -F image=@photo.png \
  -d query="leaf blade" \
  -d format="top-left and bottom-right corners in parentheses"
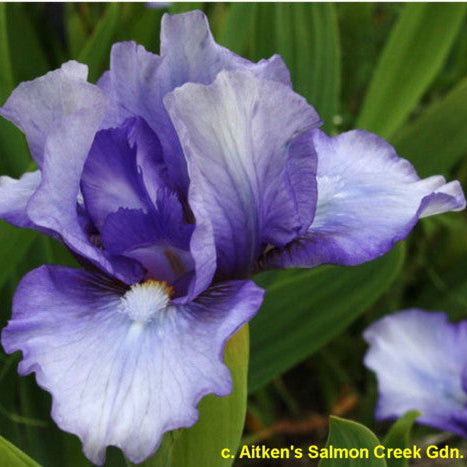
top-left (357, 3), bottom-right (467, 139)
top-left (0, 434), bottom-right (40, 467)
top-left (77, 3), bottom-right (121, 82)
top-left (142, 326), bottom-right (249, 467)
top-left (318, 416), bottom-right (387, 467)
top-left (274, 3), bottom-right (341, 132)
top-left (383, 411), bottom-right (421, 467)
top-left (249, 245), bottom-right (404, 393)
top-left (392, 76), bottom-right (467, 177)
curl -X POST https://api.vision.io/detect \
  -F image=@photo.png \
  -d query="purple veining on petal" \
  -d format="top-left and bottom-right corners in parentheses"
top-left (2, 265), bottom-right (264, 464)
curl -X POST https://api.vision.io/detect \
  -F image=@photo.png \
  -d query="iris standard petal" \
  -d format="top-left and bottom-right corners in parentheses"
top-left (126, 117), bottom-right (169, 204)
top-left (0, 170), bottom-right (42, 229)
top-left (285, 130), bottom-right (319, 235)
top-left (364, 309), bottom-right (467, 437)
top-left (2, 265), bottom-right (264, 464)
top-left (165, 69), bottom-right (321, 279)
top-left (0, 61), bottom-right (97, 166)
top-left (159, 10), bottom-right (291, 91)
top-left (103, 41), bottom-right (188, 194)
top-left (101, 10), bottom-right (291, 195)
top-left (99, 42), bottom-right (161, 130)
top-left (261, 129), bottom-right (466, 270)
top-left (102, 196), bottom-right (192, 255)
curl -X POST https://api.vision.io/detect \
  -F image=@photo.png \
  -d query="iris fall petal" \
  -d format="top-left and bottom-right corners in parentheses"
top-left (2, 265), bottom-right (264, 464)
top-left (261, 129), bottom-right (466, 270)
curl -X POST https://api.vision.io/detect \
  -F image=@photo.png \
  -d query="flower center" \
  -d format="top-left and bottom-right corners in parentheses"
top-left (119, 280), bottom-right (173, 323)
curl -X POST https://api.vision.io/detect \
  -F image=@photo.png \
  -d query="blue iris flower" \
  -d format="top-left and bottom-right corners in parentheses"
top-left (365, 309), bottom-right (467, 438)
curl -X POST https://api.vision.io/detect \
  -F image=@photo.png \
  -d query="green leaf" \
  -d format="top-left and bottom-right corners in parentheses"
top-left (217, 3), bottom-right (256, 56)
top-left (249, 3), bottom-right (277, 61)
top-left (0, 221), bottom-right (38, 289)
top-left (249, 244), bottom-right (404, 393)
top-left (115, 4), bottom-right (163, 52)
top-left (169, 3), bottom-right (204, 14)
top-left (274, 3), bottom-right (340, 132)
top-left (141, 325), bottom-right (249, 467)
top-left (319, 416), bottom-right (386, 467)
top-left (65, 3), bottom-right (89, 58)
top-left (357, 3), bottom-right (467, 139)
top-left (0, 4), bottom-right (32, 176)
top-left (392, 76), bottom-right (467, 177)
top-left (0, 3), bottom-right (14, 102)
top-left (383, 411), bottom-right (421, 467)
top-left (77, 3), bottom-right (120, 82)
top-left (3, 4), bottom-right (49, 83)
top-left (0, 434), bottom-right (40, 467)
top-left (246, 3), bottom-right (340, 133)
top-left (337, 3), bottom-right (376, 121)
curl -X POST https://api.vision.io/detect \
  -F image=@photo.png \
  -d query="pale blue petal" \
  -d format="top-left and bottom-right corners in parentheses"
top-left (2, 266), bottom-right (264, 464)
top-left (0, 171), bottom-right (41, 228)
top-left (0, 61), bottom-right (95, 166)
top-left (261, 130), bottom-right (466, 270)
top-left (364, 309), bottom-right (467, 437)
top-left (23, 90), bottom-right (127, 281)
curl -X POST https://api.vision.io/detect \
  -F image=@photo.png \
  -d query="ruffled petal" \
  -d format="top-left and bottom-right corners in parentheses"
top-left (2, 266), bottom-right (264, 464)
top-left (165, 69), bottom-right (321, 279)
top-left (0, 61), bottom-right (96, 166)
top-left (159, 10), bottom-right (291, 90)
top-left (364, 309), bottom-right (467, 437)
top-left (0, 171), bottom-right (41, 228)
top-left (261, 129), bottom-right (466, 270)
top-left (100, 10), bottom-right (291, 195)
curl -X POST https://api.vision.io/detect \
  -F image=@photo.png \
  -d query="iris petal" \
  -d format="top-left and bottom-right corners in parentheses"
top-left (159, 10), bottom-right (291, 91)
top-left (0, 61), bottom-right (97, 166)
top-left (261, 129), bottom-right (466, 270)
top-left (364, 309), bottom-right (467, 437)
top-left (100, 10), bottom-right (291, 196)
top-left (2, 266), bottom-right (264, 464)
top-left (101, 200), bottom-right (194, 291)
top-left (81, 119), bottom-right (164, 231)
top-left (21, 99), bottom-right (140, 283)
top-left (165, 69), bottom-right (321, 279)
top-left (0, 171), bottom-right (42, 229)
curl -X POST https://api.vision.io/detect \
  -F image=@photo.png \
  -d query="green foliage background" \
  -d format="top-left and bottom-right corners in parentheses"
top-left (0, 2), bottom-right (466, 466)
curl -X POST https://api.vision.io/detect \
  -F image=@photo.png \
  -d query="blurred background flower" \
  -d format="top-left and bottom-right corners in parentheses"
top-left (364, 309), bottom-right (467, 444)
top-left (364, 309), bottom-right (467, 438)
